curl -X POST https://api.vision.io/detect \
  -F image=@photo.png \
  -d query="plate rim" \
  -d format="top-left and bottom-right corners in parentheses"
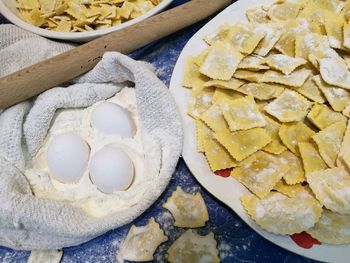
top-left (169, 0), bottom-right (350, 262)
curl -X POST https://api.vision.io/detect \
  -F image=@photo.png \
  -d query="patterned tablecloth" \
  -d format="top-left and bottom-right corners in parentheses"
top-left (0, 1), bottom-right (320, 262)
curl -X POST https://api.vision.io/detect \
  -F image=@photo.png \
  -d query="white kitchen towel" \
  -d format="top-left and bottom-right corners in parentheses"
top-left (0, 25), bottom-right (183, 250)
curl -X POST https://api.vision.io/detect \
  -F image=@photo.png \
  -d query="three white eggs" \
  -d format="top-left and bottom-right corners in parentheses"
top-left (47, 102), bottom-right (136, 193)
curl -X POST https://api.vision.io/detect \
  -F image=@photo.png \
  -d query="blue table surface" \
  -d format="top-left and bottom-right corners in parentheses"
top-left (0, 1), bottom-right (322, 262)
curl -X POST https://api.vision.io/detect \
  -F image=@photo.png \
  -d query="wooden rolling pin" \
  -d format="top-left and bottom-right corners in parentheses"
top-left (0, 0), bottom-right (231, 109)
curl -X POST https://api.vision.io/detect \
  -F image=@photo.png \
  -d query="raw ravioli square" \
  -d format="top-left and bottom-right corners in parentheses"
top-left (215, 127), bottom-right (271, 161)
top-left (221, 95), bottom-right (266, 131)
top-left (199, 42), bottom-right (244, 80)
top-left (265, 90), bottom-right (311, 122)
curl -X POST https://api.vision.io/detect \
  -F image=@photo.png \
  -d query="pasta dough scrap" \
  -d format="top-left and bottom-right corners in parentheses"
top-left (215, 127), bottom-right (271, 161)
top-left (246, 6), bottom-right (269, 23)
top-left (299, 142), bottom-right (328, 175)
top-left (307, 167), bottom-right (350, 215)
top-left (274, 180), bottom-right (305, 197)
top-left (241, 190), bottom-right (322, 235)
top-left (307, 209), bottom-right (350, 245)
top-left (225, 23), bottom-right (266, 54)
top-left (314, 75), bottom-right (350, 112)
top-left (238, 55), bottom-right (269, 71)
top-left (237, 83), bottom-right (284, 101)
top-left (167, 230), bottom-right (219, 263)
top-left (118, 217), bottom-right (168, 262)
top-left (307, 103), bottom-right (347, 129)
top-left (199, 42), bottom-right (244, 80)
top-left (231, 151), bottom-right (287, 198)
top-left (195, 119), bottom-right (211, 153)
top-left (254, 23), bottom-right (283, 56)
top-left (279, 150), bottom-right (305, 184)
top-left (203, 78), bottom-right (245, 91)
top-left (310, 0), bottom-right (342, 12)
top-left (262, 115), bottom-right (287, 155)
top-left (319, 58), bottom-right (350, 90)
top-left (261, 68), bottom-right (311, 88)
top-left (183, 56), bottom-right (209, 89)
top-left (289, 75), bottom-right (325, 103)
top-left (264, 90), bottom-right (312, 122)
top-left (233, 70), bottom-right (265, 83)
top-left (338, 121), bottom-right (350, 172)
top-left (187, 87), bottom-right (215, 119)
top-left (221, 95), bottom-right (267, 131)
top-left (163, 187), bottom-right (209, 228)
top-left (279, 122), bottom-right (315, 155)
top-left (312, 121), bottom-right (346, 167)
top-left (203, 23), bottom-right (231, 46)
top-left (27, 250), bottom-right (63, 263)
top-left (264, 54), bottom-right (307, 75)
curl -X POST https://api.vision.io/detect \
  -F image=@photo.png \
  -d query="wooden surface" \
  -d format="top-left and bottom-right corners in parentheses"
top-left (0, 0), bottom-right (231, 109)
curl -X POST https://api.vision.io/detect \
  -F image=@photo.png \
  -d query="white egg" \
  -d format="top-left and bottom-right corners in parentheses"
top-left (89, 146), bottom-right (134, 194)
top-left (91, 102), bottom-right (135, 137)
top-left (47, 132), bottom-right (90, 183)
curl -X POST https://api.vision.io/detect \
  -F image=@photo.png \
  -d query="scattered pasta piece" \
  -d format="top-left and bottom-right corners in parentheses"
top-left (312, 121), bottom-right (346, 167)
top-left (279, 150), bottom-right (305, 184)
top-left (262, 115), bottom-right (287, 155)
top-left (27, 250), bottom-right (62, 263)
top-left (307, 209), bottom-right (350, 245)
top-left (212, 88), bottom-right (244, 104)
top-left (199, 42), bottom-right (244, 80)
top-left (307, 104), bottom-right (347, 130)
top-left (118, 217), bottom-right (168, 262)
top-left (262, 68), bottom-right (311, 88)
top-left (279, 122), bottom-right (315, 155)
top-left (319, 58), bottom-right (350, 90)
top-left (307, 167), bottom-right (350, 215)
top-left (314, 75), bottom-right (350, 112)
top-left (241, 190), bottom-right (322, 235)
top-left (167, 230), bottom-right (219, 263)
top-left (221, 95), bottom-right (267, 131)
top-left (237, 83), bottom-right (284, 101)
top-left (264, 54), bottom-right (307, 75)
top-left (268, 1), bottom-right (302, 21)
top-left (299, 142), bottom-right (328, 175)
top-left (163, 187), bottom-right (209, 228)
top-left (254, 23), bottom-right (283, 56)
top-left (231, 151), bottom-right (287, 198)
top-left (324, 12), bottom-right (345, 50)
top-left (215, 127), bottom-right (271, 161)
top-left (265, 90), bottom-right (311, 122)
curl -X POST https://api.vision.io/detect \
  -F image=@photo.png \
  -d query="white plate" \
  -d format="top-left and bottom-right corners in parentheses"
top-left (0, 0), bottom-right (173, 42)
top-left (169, 0), bottom-right (350, 262)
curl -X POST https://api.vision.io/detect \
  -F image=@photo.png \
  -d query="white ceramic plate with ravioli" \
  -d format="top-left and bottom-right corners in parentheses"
top-left (169, 0), bottom-right (350, 262)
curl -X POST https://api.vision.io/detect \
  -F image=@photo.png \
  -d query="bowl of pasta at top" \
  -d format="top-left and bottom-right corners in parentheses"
top-left (0, 0), bottom-right (174, 42)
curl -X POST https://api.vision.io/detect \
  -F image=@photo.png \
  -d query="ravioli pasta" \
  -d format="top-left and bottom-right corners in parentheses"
top-left (16, 0), bottom-right (161, 32)
top-left (183, 0), bottom-right (350, 244)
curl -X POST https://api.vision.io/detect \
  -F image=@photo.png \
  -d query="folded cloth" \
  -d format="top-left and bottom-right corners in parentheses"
top-left (0, 25), bottom-right (183, 250)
